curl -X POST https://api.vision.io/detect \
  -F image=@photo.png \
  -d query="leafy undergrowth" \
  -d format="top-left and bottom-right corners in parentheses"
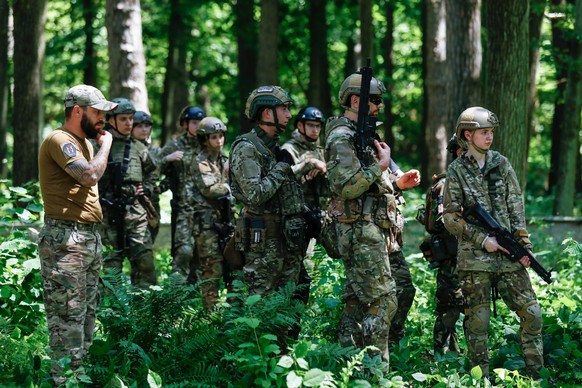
top-left (0, 182), bottom-right (580, 387)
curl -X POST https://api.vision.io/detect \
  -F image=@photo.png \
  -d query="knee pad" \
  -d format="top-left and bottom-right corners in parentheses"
top-left (175, 244), bottom-right (194, 259)
top-left (465, 303), bottom-right (490, 336)
top-left (517, 301), bottom-right (542, 335)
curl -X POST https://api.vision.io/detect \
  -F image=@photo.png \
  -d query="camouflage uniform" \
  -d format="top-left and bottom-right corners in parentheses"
top-left (420, 173), bottom-right (464, 353)
top-left (99, 129), bottom-right (158, 286)
top-left (159, 134), bottom-right (201, 280)
top-left (443, 150), bottom-right (543, 377)
top-left (324, 116), bottom-right (400, 363)
top-left (230, 128), bottom-right (305, 296)
top-left (191, 148), bottom-right (230, 308)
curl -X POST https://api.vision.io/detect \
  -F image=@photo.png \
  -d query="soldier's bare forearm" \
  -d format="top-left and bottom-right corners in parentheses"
top-left (65, 142), bottom-right (111, 187)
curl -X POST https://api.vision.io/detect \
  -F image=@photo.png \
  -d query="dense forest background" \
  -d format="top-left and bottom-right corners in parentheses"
top-left (0, 0), bottom-right (580, 215)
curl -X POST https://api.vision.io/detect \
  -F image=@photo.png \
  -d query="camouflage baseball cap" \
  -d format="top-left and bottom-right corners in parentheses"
top-left (63, 84), bottom-right (118, 111)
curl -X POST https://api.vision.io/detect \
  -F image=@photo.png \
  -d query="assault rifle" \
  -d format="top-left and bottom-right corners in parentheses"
top-left (462, 202), bottom-right (552, 284)
top-left (214, 195), bottom-right (235, 253)
top-left (355, 58), bottom-right (378, 167)
top-left (101, 161), bottom-right (126, 251)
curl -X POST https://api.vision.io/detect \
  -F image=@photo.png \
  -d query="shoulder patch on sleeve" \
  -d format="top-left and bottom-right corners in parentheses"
top-left (62, 143), bottom-right (77, 158)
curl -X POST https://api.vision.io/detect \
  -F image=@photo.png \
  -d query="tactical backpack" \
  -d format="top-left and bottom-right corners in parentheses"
top-left (416, 173), bottom-right (447, 235)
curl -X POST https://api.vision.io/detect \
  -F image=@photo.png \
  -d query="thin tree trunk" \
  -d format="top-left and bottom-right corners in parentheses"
top-left (308, 0), bottom-right (332, 118)
top-left (527, 0), bottom-right (546, 161)
top-left (483, 0), bottom-right (529, 186)
top-left (161, 0), bottom-right (189, 144)
top-left (235, 0), bottom-right (258, 133)
top-left (257, 0), bottom-right (278, 85)
top-left (0, 0), bottom-right (9, 179)
top-left (82, 0), bottom-right (97, 86)
top-left (105, 0), bottom-right (149, 111)
top-left (383, 0), bottom-right (396, 149)
top-left (554, 0), bottom-right (582, 216)
top-left (12, 0), bottom-right (46, 185)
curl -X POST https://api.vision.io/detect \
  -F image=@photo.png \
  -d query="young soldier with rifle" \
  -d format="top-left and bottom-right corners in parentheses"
top-left (443, 106), bottom-right (547, 379)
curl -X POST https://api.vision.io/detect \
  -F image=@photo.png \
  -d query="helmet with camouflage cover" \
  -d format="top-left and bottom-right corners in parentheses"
top-left (133, 111), bottom-right (153, 127)
top-left (197, 116), bottom-right (227, 136)
top-left (106, 97), bottom-right (136, 120)
top-left (455, 106), bottom-right (499, 149)
top-left (245, 86), bottom-right (293, 121)
top-left (179, 106), bottom-right (206, 125)
top-left (294, 106), bottom-right (325, 128)
top-left (339, 73), bottom-right (386, 109)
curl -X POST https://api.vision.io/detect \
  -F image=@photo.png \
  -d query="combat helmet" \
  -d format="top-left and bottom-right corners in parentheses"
top-left (339, 73), bottom-right (386, 109)
top-left (106, 97), bottom-right (135, 120)
top-left (455, 106), bottom-right (499, 149)
top-left (294, 106), bottom-right (325, 128)
top-left (133, 111), bottom-right (153, 127)
top-left (197, 117), bottom-right (227, 136)
top-left (245, 86), bottom-right (293, 121)
top-left (179, 106), bottom-right (206, 126)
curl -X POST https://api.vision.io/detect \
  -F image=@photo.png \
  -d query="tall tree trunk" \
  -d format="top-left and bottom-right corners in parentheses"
top-left (483, 0), bottom-right (529, 186)
top-left (256, 0), bottom-right (278, 85)
top-left (12, 0), bottom-right (46, 186)
top-left (383, 0), bottom-right (396, 149)
top-left (105, 0), bottom-right (149, 111)
top-left (308, 0), bottom-right (332, 118)
top-left (0, 0), bottom-right (9, 179)
top-left (235, 0), bottom-right (258, 134)
top-left (554, 0), bottom-right (582, 216)
top-left (360, 0), bottom-right (373, 67)
top-left (423, 0), bottom-right (481, 183)
top-left (549, 0), bottom-right (570, 189)
top-left (527, 0), bottom-right (546, 160)
top-left (161, 0), bottom-right (190, 144)
top-left (82, 0), bottom-right (97, 86)
top-left (343, 0), bottom-right (359, 78)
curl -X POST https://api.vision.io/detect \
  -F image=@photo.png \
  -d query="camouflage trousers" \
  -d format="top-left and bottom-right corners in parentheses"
top-left (433, 257), bottom-right (464, 353)
top-left (388, 249), bottom-right (416, 347)
top-left (193, 227), bottom-right (223, 309)
top-left (171, 207), bottom-right (198, 283)
top-left (336, 221), bottom-right (398, 364)
top-left (101, 198), bottom-right (156, 287)
top-left (38, 218), bottom-right (102, 382)
top-left (459, 269), bottom-right (543, 378)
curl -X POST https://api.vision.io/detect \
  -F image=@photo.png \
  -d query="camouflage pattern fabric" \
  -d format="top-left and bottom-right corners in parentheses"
top-left (324, 116), bottom-right (399, 363)
top-left (444, 150), bottom-right (543, 378)
top-left (458, 270), bottom-right (543, 378)
top-left (38, 220), bottom-right (102, 379)
top-left (433, 250), bottom-right (463, 353)
top-left (388, 249), bottom-right (416, 347)
top-left (191, 148), bottom-right (230, 308)
top-left (159, 133), bottom-right (203, 280)
top-left (99, 131), bottom-right (157, 287)
top-left (229, 128), bottom-right (303, 296)
top-left (281, 129), bottom-right (329, 209)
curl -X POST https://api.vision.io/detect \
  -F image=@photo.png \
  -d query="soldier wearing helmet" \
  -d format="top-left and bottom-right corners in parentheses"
top-left (99, 98), bottom-right (158, 287)
top-left (324, 72), bottom-right (421, 364)
top-left (188, 117), bottom-right (231, 308)
top-left (131, 110), bottom-right (162, 242)
top-left (158, 105), bottom-right (207, 282)
top-left (280, 106), bottom-right (329, 339)
top-left (416, 134), bottom-right (464, 355)
top-left (443, 107), bottom-right (544, 378)
top-left (229, 86), bottom-right (308, 343)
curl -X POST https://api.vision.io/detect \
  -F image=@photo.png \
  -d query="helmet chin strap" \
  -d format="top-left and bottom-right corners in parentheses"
top-left (299, 126), bottom-right (318, 142)
top-left (259, 107), bottom-right (286, 133)
top-left (472, 143), bottom-right (489, 154)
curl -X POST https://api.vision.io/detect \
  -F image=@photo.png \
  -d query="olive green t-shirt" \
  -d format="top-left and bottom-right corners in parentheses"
top-left (38, 128), bottom-right (102, 223)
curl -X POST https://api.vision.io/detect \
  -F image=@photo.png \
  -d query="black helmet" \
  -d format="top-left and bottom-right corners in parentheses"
top-left (446, 134), bottom-right (461, 155)
top-left (133, 111), bottom-right (153, 127)
top-left (106, 97), bottom-right (135, 120)
top-left (179, 106), bottom-right (206, 125)
top-left (294, 106), bottom-right (325, 128)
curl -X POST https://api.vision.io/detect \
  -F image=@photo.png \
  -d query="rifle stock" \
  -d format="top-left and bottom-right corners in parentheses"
top-left (462, 203), bottom-right (552, 284)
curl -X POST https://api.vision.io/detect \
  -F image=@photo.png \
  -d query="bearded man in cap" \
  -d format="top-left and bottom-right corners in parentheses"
top-left (38, 84), bottom-right (117, 384)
